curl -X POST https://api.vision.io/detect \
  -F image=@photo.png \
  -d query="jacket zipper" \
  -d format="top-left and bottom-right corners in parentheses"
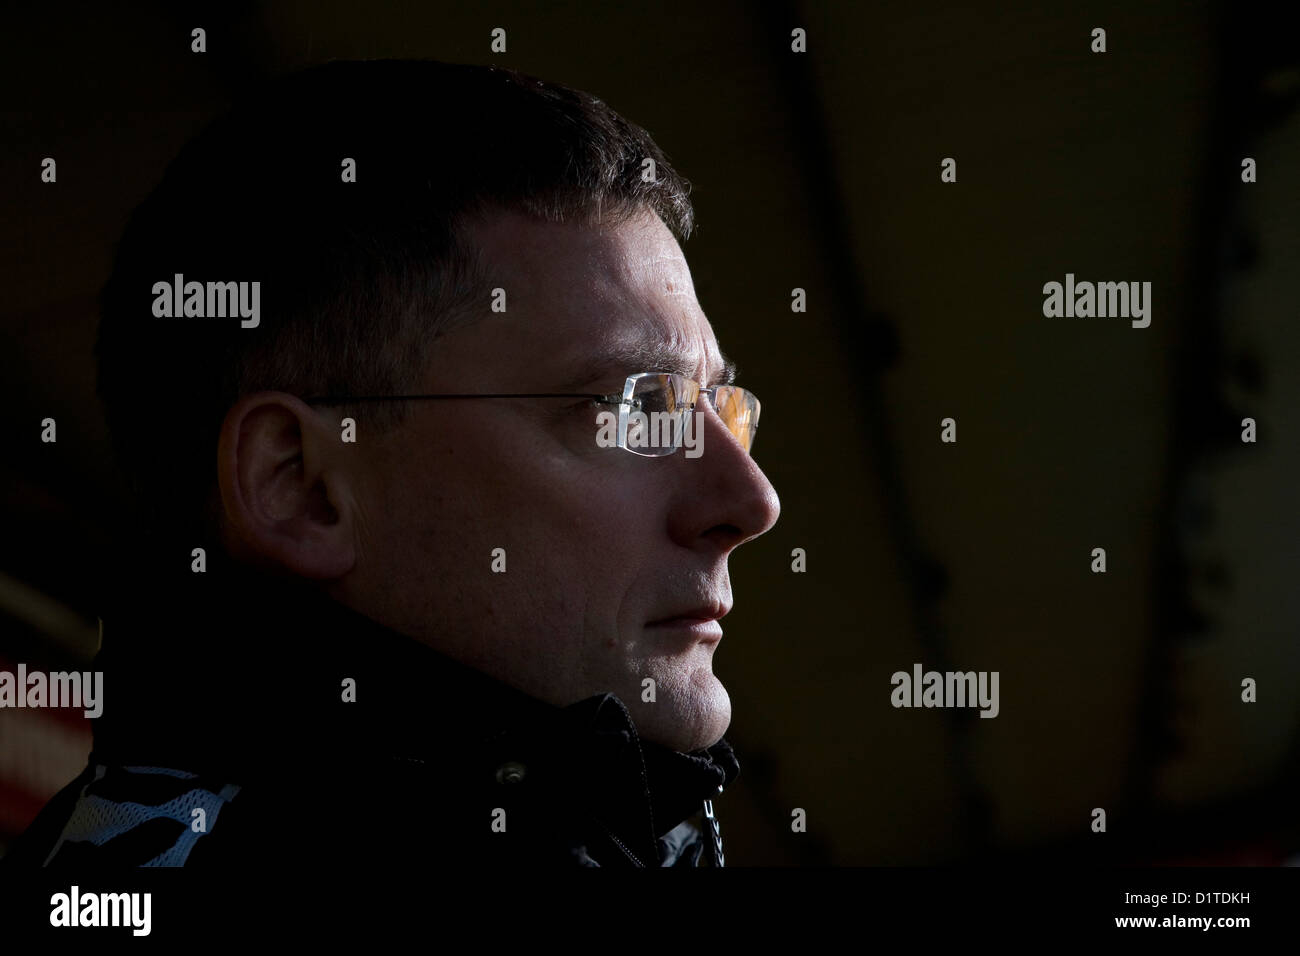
top-left (595, 819), bottom-right (647, 867)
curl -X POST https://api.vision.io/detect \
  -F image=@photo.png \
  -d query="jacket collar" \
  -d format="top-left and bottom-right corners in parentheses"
top-left (91, 555), bottom-right (739, 860)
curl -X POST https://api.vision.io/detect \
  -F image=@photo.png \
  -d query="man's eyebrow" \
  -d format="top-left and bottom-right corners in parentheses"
top-left (557, 343), bottom-right (738, 390)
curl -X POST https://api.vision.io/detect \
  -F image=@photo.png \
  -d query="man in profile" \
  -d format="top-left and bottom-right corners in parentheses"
top-left (7, 59), bottom-right (780, 868)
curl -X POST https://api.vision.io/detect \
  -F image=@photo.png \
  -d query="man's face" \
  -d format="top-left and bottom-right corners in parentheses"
top-left (339, 207), bottom-right (780, 753)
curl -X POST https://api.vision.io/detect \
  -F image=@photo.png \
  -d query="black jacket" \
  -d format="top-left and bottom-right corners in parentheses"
top-left (6, 562), bottom-right (739, 868)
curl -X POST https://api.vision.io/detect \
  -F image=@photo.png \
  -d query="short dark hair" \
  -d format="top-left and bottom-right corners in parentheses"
top-left (96, 58), bottom-right (695, 547)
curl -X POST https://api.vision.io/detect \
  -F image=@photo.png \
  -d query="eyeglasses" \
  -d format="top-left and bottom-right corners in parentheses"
top-left (303, 371), bottom-right (761, 457)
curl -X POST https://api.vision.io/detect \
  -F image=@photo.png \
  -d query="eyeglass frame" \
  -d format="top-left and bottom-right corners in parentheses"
top-left (302, 371), bottom-right (761, 457)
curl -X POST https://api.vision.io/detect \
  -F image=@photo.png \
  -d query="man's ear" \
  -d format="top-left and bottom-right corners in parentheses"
top-left (216, 392), bottom-right (357, 579)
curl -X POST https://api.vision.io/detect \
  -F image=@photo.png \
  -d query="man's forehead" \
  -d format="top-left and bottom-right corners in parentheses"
top-left (453, 207), bottom-right (732, 387)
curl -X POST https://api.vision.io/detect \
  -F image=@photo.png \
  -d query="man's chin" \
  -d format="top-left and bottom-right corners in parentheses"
top-left (626, 684), bottom-right (731, 754)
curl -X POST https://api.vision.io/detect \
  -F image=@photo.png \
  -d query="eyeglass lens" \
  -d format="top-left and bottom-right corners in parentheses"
top-left (627, 373), bottom-right (760, 454)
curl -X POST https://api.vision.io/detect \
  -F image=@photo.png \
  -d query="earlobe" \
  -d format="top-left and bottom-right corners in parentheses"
top-left (216, 392), bottom-right (357, 579)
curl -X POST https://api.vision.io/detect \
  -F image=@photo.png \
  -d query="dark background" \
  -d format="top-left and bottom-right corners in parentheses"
top-left (2, 0), bottom-right (1298, 865)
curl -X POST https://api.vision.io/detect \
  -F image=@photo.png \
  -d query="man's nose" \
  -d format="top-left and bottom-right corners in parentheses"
top-left (667, 407), bottom-right (781, 552)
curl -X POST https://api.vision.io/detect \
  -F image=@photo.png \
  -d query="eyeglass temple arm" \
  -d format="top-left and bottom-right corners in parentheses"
top-left (302, 393), bottom-right (608, 404)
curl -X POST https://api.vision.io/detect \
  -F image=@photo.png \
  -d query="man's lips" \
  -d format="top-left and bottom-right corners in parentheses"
top-left (645, 618), bottom-right (724, 641)
top-left (646, 604), bottom-right (729, 640)
top-left (647, 603), bottom-right (730, 626)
